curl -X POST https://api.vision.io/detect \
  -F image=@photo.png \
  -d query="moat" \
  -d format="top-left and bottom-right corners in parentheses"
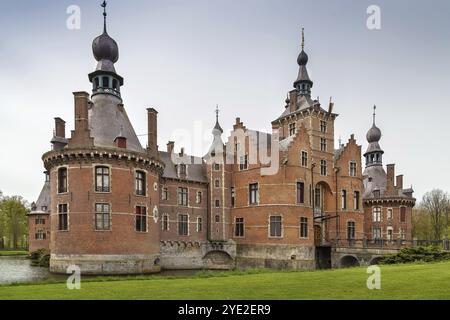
top-left (0, 256), bottom-right (212, 285)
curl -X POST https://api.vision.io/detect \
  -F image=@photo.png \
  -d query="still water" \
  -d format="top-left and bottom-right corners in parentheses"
top-left (0, 256), bottom-right (208, 285)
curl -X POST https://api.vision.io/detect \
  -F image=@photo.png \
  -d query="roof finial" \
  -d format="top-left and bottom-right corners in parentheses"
top-left (216, 105), bottom-right (220, 122)
top-left (101, 1), bottom-right (108, 33)
top-left (373, 105), bottom-right (377, 125)
top-left (301, 27), bottom-right (305, 50)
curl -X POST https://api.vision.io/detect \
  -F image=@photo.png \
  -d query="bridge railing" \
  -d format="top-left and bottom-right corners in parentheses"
top-left (331, 238), bottom-right (450, 250)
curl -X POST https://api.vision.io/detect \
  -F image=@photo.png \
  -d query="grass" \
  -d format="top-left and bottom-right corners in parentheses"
top-left (0, 261), bottom-right (449, 300)
top-left (0, 250), bottom-right (28, 256)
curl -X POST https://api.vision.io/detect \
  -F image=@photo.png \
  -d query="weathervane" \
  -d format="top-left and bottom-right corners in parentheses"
top-left (101, 1), bottom-right (108, 32)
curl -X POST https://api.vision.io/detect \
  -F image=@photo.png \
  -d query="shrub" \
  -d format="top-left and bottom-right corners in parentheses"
top-left (29, 249), bottom-right (50, 267)
top-left (380, 246), bottom-right (450, 264)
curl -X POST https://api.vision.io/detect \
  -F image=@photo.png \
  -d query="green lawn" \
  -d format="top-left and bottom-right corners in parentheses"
top-left (0, 261), bottom-right (449, 300)
top-left (0, 250), bottom-right (28, 256)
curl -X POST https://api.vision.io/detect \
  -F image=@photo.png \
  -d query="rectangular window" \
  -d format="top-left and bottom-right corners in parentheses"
top-left (249, 183), bottom-right (259, 205)
top-left (341, 190), bottom-right (347, 210)
top-left (320, 138), bottom-right (327, 152)
top-left (320, 120), bottom-right (327, 133)
top-left (320, 160), bottom-right (327, 176)
top-left (178, 187), bottom-right (188, 206)
top-left (135, 206), bottom-right (147, 232)
top-left (197, 217), bottom-right (203, 232)
top-left (35, 215), bottom-right (45, 225)
top-left (95, 166), bottom-right (110, 192)
top-left (102, 76), bottom-right (109, 87)
top-left (400, 207), bottom-right (406, 223)
top-left (349, 162), bottom-right (357, 177)
top-left (161, 187), bottom-right (168, 200)
top-left (239, 155), bottom-right (249, 171)
top-left (214, 163), bottom-right (220, 171)
top-left (35, 230), bottom-right (46, 240)
top-left (314, 187), bottom-right (321, 209)
top-left (387, 208), bottom-right (393, 221)
top-left (214, 179), bottom-right (220, 188)
top-left (135, 171), bottom-right (146, 196)
top-left (58, 167), bottom-right (68, 193)
top-left (373, 207), bottom-right (382, 222)
top-left (400, 228), bottom-right (406, 240)
top-left (162, 214), bottom-right (169, 231)
top-left (178, 214), bottom-right (189, 236)
top-left (301, 151), bottom-right (308, 167)
top-left (235, 217), bottom-right (244, 237)
top-left (300, 217), bottom-right (308, 238)
top-left (289, 123), bottom-right (296, 136)
top-left (95, 203), bottom-right (111, 231)
top-left (179, 164), bottom-right (187, 175)
top-left (58, 204), bottom-right (68, 231)
top-left (297, 182), bottom-right (305, 204)
top-left (231, 187), bottom-right (235, 207)
top-left (269, 216), bottom-right (282, 237)
top-left (373, 227), bottom-right (382, 239)
top-left (215, 199), bottom-right (220, 208)
top-left (347, 221), bottom-right (356, 239)
top-left (354, 191), bottom-right (360, 210)
top-left (196, 191), bottom-right (202, 204)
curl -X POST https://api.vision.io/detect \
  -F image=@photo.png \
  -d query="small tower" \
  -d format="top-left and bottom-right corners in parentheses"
top-left (88, 1), bottom-right (123, 99)
top-left (364, 106), bottom-right (384, 167)
top-left (293, 28), bottom-right (313, 96)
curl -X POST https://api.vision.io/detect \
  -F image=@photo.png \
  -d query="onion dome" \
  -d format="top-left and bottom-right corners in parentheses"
top-left (212, 106), bottom-right (223, 134)
top-left (366, 124), bottom-right (381, 143)
top-left (297, 50), bottom-right (308, 66)
top-left (92, 32), bottom-right (119, 63)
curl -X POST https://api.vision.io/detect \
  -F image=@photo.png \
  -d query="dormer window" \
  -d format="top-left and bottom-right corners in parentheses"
top-left (179, 164), bottom-right (187, 176)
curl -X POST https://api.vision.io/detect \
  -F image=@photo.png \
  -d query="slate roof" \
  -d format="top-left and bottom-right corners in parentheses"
top-left (30, 181), bottom-right (50, 215)
top-left (159, 151), bottom-right (207, 183)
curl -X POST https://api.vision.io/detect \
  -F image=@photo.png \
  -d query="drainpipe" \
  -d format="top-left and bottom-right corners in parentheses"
top-left (335, 167), bottom-right (340, 244)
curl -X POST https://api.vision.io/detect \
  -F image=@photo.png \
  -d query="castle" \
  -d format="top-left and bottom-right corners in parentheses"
top-left (28, 5), bottom-right (415, 274)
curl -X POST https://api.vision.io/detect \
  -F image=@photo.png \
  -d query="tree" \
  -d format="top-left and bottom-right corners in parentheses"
top-left (412, 208), bottom-right (434, 240)
top-left (0, 195), bottom-right (29, 249)
top-left (421, 189), bottom-right (449, 240)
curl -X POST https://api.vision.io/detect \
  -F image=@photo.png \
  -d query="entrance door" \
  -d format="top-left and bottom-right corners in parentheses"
top-left (314, 225), bottom-right (322, 246)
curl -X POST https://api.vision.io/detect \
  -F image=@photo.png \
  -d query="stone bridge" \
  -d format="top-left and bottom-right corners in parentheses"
top-left (331, 246), bottom-right (400, 268)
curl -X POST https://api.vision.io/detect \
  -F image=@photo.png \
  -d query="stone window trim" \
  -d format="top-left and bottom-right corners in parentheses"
top-left (161, 213), bottom-right (170, 231)
top-left (177, 213), bottom-right (190, 236)
top-left (353, 190), bottom-right (360, 211)
top-left (234, 217), bottom-right (245, 238)
top-left (239, 154), bottom-right (249, 171)
top-left (214, 179), bottom-right (220, 188)
top-left (300, 150), bottom-right (308, 168)
top-left (289, 122), bottom-right (296, 136)
top-left (320, 120), bottom-right (327, 133)
top-left (56, 202), bottom-right (69, 232)
top-left (320, 159), bottom-right (327, 176)
top-left (161, 185), bottom-right (169, 201)
top-left (399, 205), bottom-right (407, 223)
top-left (93, 202), bottom-right (112, 232)
top-left (387, 207), bottom-right (393, 221)
top-left (196, 191), bottom-right (202, 204)
top-left (248, 182), bottom-right (259, 206)
top-left (299, 216), bottom-right (309, 239)
top-left (134, 204), bottom-right (149, 233)
top-left (178, 187), bottom-right (189, 207)
top-left (196, 217), bottom-right (203, 233)
top-left (35, 229), bottom-right (46, 240)
top-left (349, 161), bottom-right (357, 177)
top-left (92, 164), bottom-right (112, 194)
top-left (56, 166), bottom-right (69, 195)
top-left (268, 214), bottom-right (284, 239)
top-left (135, 169), bottom-right (148, 197)
top-left (372, 206), bottom-right (382, 223)
top-left (296, 180), bottom-right (305, 205)
top-left (341, 189), bottom-right (347, 210)
top-left (347, 220), bottom-right (356, 240)
top-left (213, 163), bottom-right (220, 171)
top-left (320, 137), bottom-right (327, 152)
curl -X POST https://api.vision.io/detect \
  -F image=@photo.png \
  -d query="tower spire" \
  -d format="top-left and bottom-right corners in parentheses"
top-left (101, 1), bottom-right (108, 33)
top-left (213, 105), bottom-right (223, 134)
top-left (301, 27), bottom-right (305, 51)
top-left (373, 105), bottom-right (377, 125)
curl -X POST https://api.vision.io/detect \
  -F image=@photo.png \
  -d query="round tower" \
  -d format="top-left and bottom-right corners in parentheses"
top-left (44, 1), bottom-right (164, 275)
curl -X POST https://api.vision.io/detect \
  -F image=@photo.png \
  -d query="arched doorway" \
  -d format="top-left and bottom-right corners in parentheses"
top-left (369, 256), bottom-right (383, 265)
top-left (203, 251), bottom-right (234, 270)
top-left (340, 255), bottom-right (360, 268)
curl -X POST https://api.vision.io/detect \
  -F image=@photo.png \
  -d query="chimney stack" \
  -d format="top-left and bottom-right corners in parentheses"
top-left (167, 141), bottom-right (175, 154)
top-left (386, 164), bottom-right (395, 194)
top-left (54, 118), bottom-right (66, 138)
top-left (396, 175), bottom-right (404, 190)
top-left (147, 108), bottom-right (158, 157)
top-left (68, 92), bottom-right (93, 148)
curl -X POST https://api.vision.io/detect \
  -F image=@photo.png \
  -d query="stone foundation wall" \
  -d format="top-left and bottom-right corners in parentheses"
top-left (235, 244), bottom-right (315, 270)
top-left (50, 254), bottom-right (161, 275)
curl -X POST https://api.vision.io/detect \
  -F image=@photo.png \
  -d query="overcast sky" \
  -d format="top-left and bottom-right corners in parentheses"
top-left (0, 0), bottom-right (449, 203)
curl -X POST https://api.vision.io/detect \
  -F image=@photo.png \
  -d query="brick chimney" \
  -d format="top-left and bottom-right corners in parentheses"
top-left (386, 164), bottom-right (395, 194)
top-left (54, 118), bottom-right (66, 138)
top-left (396, 175), bottom-right (404, 190)
top-left (167, 141), bottom-right (174, 154)
top-left (289, 90), bottom-right (298, 113)
top-left (147, 108), bottom-right (158, 157)
top-left (68, 92), bottom-right (93, 148)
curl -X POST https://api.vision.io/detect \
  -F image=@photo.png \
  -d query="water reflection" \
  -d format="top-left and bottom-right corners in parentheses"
top-left (0, 256), bottom-right (214, 285)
